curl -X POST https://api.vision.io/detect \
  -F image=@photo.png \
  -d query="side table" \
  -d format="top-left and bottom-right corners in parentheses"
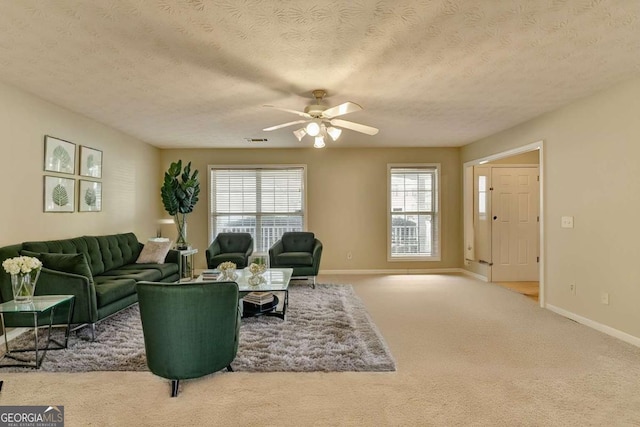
top-left (178, 248), bottom-right (198, 282)
top-left (0, 295), bottom-right (75, 369)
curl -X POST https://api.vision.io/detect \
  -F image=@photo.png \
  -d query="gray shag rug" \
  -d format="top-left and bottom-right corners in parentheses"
top-left (1, 284), bottom-right (395, 373)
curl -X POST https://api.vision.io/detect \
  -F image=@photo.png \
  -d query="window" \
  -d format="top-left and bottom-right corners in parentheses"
top-left (209, 166), bottom-right (306, 253)
top-left (388, 164), bottom-right (440, 261)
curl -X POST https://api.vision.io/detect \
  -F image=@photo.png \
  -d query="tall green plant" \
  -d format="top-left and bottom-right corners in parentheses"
top-left (161, 160), bottom-right (200, 248)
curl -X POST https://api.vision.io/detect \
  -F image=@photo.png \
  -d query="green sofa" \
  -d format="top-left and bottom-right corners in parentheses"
top-left (0, 232), bottom-right (179, 339)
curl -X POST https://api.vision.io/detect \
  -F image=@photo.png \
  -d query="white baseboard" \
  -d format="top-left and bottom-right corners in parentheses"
top-left (546, 304), bottom-right (640, 348)
top-left (320, 268), bottom-right (464, 275)
top-left (460, 269), bottom-right (489, 281)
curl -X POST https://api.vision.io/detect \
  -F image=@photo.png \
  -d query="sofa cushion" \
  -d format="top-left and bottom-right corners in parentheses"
top-left (218, 233), bottom-right (252, 253)
top-left (119, 263), bottom-right (179, 278)
top-left (276, 252), bottom-right (313, 266)
top-left (23, 236), bottom-right (104, 275)
top-left (96, 233), bottom-right (141, 272)
top-left (94, 277), bottom-right (137, 307)
top-left (136, 240), bottom-right (172, 264)
top-left (210, 253), bottom-right (247, 268)
top-left (36, 252), bottom-right (93, 282)
top-left (282, 232), bottom-right (315, 253)
top-left (100, 268), bottom-right (162, 282)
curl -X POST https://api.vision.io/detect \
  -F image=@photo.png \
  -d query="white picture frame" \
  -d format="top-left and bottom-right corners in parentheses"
top-left (79, 180), bottom-right (102, 212)
top-left (79, 145), bottom-right (102, 178)
top-left (44, 135), bottom-right (76, 175)
top-left (44, 176), bottom-right (75, 213)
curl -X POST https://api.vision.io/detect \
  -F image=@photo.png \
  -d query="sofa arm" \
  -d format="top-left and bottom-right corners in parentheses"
top-left (205, 240), bottom-right (222, 268)
top-left (312, 239), bottom-right (323, 275)
top-left (268, 239), bottom-right (284, 267)
top-left (36, 267), bottom-right (98, 324)
top-left (244, 243), bottom-right (254, 260)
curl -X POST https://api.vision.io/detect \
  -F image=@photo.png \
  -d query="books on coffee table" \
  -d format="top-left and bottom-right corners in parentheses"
top-left (201, 269), bottom-right (220, 280)
top-left (243, 291), bottom-right (274, 305)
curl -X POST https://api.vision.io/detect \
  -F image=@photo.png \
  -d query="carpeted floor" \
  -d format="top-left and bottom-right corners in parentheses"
top-left (0, 283), bottom-right (395, 373)
top-left (2, 274), bottom-right (640, 426)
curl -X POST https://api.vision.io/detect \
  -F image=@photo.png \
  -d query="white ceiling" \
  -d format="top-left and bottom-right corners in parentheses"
top-left (1, 0), bottom-right (640, 149)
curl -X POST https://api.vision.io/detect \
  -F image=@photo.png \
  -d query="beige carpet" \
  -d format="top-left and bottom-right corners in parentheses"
top-left (2, 274), bottom-right (640, 426)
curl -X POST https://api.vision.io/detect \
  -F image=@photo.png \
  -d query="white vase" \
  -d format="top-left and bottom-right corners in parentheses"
top-left (11, 270), bottom-right (40, 303)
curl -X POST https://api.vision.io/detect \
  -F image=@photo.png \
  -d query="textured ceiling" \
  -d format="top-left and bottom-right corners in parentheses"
top-left (1, 0), bottom-right (640, 149)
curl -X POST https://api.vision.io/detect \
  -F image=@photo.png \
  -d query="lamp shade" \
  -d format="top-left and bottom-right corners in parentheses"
top-left (326, 126), bottom-right (342, 141)
top-left (293, 128), bottom-right (307, 141)
top-left (306, 121), bottom-right (321, 137)
top-left (314, 136), bottom-right (326, 148)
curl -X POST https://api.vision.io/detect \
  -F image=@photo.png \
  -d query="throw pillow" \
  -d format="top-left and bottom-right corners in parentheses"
top-left (36, 252), bottom-right (94, 282)
top-left (136, 240), bottom-right (172, 264)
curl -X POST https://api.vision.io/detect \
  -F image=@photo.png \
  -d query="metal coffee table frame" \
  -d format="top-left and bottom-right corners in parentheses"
top-left (196, 268), bottom-right (292, 320)
top-left (0, 295), bottom-right (75, 369)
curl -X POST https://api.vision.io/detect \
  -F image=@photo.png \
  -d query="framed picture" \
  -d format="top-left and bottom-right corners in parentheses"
top-left (44, 176), bottom-right (75, 212)
top-left (79, 145), bottom-right (102, 178)
top-left (44, 135), bottom-right (76, 175)
top-left (79, 180), bottom-right (102, 212)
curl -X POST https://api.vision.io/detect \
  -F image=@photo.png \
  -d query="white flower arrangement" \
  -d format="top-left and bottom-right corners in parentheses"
top-left (218, 261), bottom-right (237, 272)
top-left (2, 256), bottom-right (42, 276)
top-left (249, 262), bottom-right (267, 276)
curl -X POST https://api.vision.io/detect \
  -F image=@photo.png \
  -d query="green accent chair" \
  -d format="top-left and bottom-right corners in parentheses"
top-left (268, 232), bottom-right (323, 288)
top-left (136, 281), bottom-right (240, 397)
top-left (205, 233), bottom-right (254, 269)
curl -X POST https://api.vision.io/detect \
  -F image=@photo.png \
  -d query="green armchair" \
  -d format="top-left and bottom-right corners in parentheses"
top-left (136, 281), bottom-right (240, 397)
top-left (206, 233), bottom-right (254, 269)
top-left (269, 232), bottom-right (323, 288)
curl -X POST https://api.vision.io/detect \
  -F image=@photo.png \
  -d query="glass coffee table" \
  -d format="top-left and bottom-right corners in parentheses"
top-left (196, 268), bottom-right (293, 320)
top-left (0, 295), bottom-right (75, 369)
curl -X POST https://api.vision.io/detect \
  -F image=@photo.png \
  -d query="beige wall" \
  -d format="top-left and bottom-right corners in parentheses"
top-left (0, 81), bottom-right (161, 246)
top-left (486, 150), bottom-right (540, 165)
top-left (160, 147), bottom-right (462, 271)
top-left (462, 76), bottom-right (640, 339)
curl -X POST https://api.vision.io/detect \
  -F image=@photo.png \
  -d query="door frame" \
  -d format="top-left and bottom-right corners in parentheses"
top-left (463, 140), bottom-right (545, 307)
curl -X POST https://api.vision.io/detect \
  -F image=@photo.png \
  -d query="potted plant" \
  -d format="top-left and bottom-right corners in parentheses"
top-left (161, 160), bottom-right (200, 249)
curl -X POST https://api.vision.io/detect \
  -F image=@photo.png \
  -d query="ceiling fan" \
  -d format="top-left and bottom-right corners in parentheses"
top-left (262, 89), bottom-right (379, 148)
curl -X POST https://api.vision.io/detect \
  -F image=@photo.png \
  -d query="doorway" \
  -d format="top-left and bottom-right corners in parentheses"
top-left (463, 141), bottom-right (544, 306)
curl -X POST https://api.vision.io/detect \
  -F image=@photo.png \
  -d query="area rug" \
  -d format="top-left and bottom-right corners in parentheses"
top-left (1, 284), bottom-right (395, 373)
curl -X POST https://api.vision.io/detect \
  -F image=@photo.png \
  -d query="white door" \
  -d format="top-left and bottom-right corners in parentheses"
top-left (491, 167), bottom-right (539, 281)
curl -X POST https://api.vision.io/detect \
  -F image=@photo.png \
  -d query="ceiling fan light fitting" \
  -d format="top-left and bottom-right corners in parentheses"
top-left (293, 128), bottom-right (307, 141)
top-left (326, 126), bottom-right (342, 141)
top-left (314, 136), bottom-right (326, 148)
top-left (306, 121), bottom-right (321, 136)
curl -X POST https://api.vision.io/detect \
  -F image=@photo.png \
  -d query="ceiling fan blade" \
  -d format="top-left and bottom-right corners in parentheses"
top-left (330, 118), bottom-right (379, 135)
top-left (263, 105), bottom-right (312, 119)
top-left (263, 120), bottom-right (308, 131)
top-left (321, 101), bottom-right (363, 119)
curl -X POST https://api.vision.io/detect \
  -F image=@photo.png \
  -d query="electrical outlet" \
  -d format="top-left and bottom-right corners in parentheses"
top-left (569, 283), bottom-right (576, 295)
top-left (561, 216), bottom-right (574, 228)
top-left (347, 251), bottom-right (353, 260)
top-left (601, 292), bottom-right (609, 305)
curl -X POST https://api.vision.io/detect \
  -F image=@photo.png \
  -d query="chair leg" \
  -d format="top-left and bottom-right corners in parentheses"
top-left (171, 380), bottom-right (180, 397)
top-left (311, 276), bottom-right (316, 289)
top-left (90, 323), bottom-right (96, 341)
top-left (227, 365), bottom-right (234, 372)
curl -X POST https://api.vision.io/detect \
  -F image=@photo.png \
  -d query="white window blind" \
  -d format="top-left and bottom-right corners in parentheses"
top-left (209, 166), bottom-right (305, 252)
top-left (388, 165), bottom-right (440, 260)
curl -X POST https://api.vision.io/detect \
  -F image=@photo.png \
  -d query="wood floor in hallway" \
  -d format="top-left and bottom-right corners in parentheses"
top-left (493, 281), bottom-right (539, 301)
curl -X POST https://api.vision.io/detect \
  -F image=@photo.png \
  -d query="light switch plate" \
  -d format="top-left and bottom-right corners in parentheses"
top-left (561, 216), bottom-right (574, 228)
